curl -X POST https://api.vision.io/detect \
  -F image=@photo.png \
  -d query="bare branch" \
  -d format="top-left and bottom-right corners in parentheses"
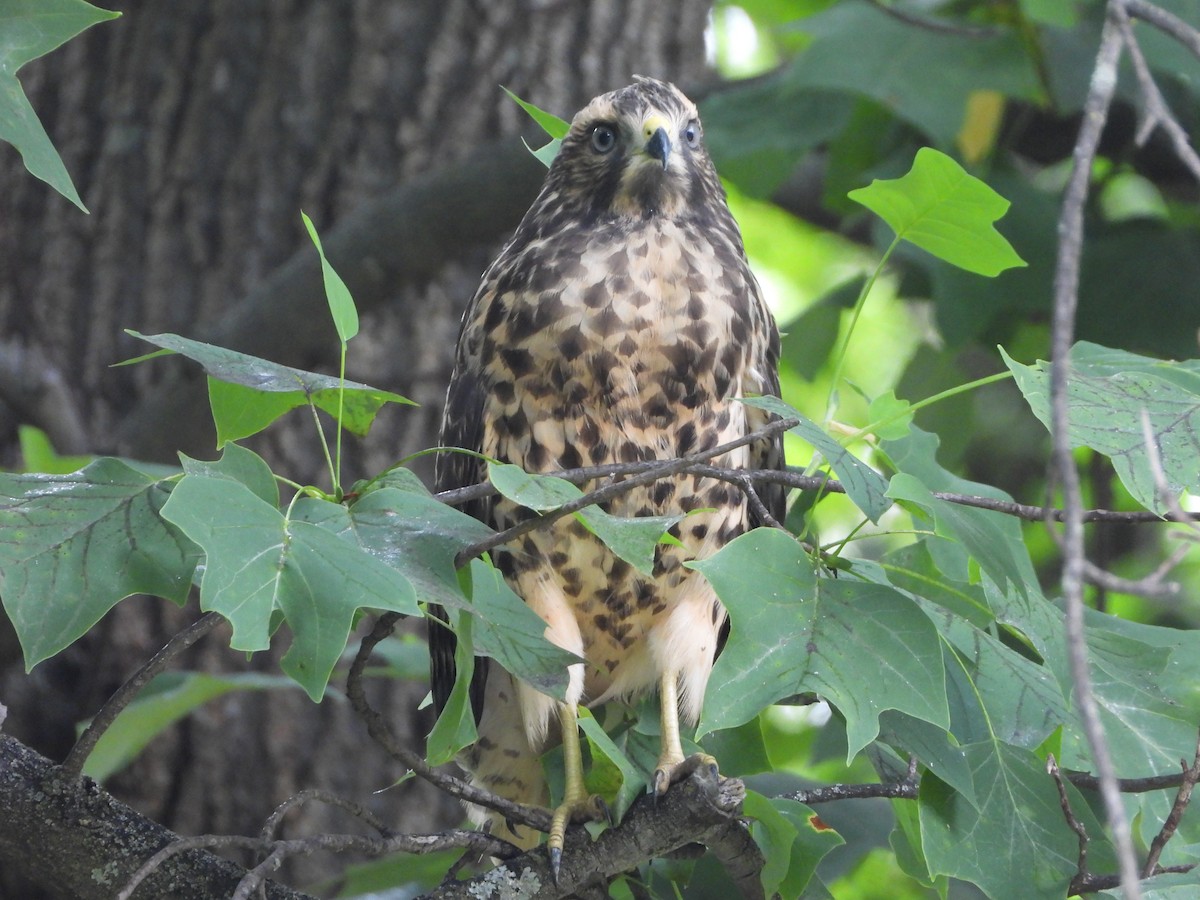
top-left (1114, 3), bottom-right (1200, 181)
top-left (118, 829), bottom-right (512, 900)
top-left (62, 610), bottom-right (221, 777)
top-left (1126, 0), bottom-right (1200, 59)
top-left (1049, 5), bottom-right (1141, 896)
top-left (419, 769), bottom-right (760, 900)
top-left (1049, 755), bottom-right (1091, 887)
top-left (1143, 731), bottom-right (1200, 876)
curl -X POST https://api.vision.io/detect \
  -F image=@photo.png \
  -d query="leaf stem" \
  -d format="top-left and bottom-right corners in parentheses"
top-left (823, 234), bottom-right (900, 427)
top-left (844, 370), bottom-right (1015, 445)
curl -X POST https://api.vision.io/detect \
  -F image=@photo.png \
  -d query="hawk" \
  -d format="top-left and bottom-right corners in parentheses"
top-left (430, 77), bottom-right (784, 869)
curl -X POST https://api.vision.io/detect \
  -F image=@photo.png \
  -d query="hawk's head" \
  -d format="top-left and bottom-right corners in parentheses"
top-left (542, 77), bottom-right (721, 223)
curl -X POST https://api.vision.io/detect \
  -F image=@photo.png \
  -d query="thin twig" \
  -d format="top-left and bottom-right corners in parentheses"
top-left (1049, 4), bottom-right (1142, 897)
top-left (1143, 731), bottom-right (1200, 876)
top-left (1126, 0), bottom-right (1200, 59)
top-left (453, 417), bottom-right (799, 566)
top-left (260, 789), bottom-right (392, 843)
top-left (1114, 3), bottom-right (1200, 181)
top-left (62, 610), bottom-right (222, 776)
top-left (1082, 558), bottom-right (1183, 600)
top-left (1049, 755), bottom-right (1091, 885)
top-left (1067, 770), bottom-right (1188, 793)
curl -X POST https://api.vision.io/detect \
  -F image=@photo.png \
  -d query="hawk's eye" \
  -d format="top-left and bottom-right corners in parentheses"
top-left (684, 121), bottom-right (700, 148)
top-left (590, 125), bottom-right (617, 154)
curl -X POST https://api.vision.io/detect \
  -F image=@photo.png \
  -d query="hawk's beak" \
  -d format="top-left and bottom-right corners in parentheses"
top-left (643, 116), bottom-right (671, 170)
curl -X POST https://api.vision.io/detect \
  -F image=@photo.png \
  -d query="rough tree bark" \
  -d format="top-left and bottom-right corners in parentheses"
top-left (0, 1), bottom-right (710, 896)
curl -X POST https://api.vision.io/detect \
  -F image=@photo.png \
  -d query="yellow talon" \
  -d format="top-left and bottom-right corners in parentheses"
top-left (654, 670), bottom-right (719, 796)
top-left (547, 702), bottom-right (606, 881)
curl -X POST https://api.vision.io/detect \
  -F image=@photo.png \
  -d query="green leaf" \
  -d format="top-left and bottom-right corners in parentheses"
top-left (526, 137), bottom-right (562, 168)
top-left (1002, 342), bottom-right (1200, 513)
top-left (703, 715), bottom-right (773, 777)
top-left (744, 395), bottom-right (891, 522)
top-left (487, 463), bottom-right (682, 576)
top-left (468, 559), bottom-right (580, 700)
top-left (744, 790), bottom-right (798, 897)
top-left (0, 0), bottom-right (119, 210)
top-left (572, 505), bottom-right (684, 577)
top-left (121, 332), bottom-right (413, 444)
top-left (888, 473), bottom-right (1028, 598)
top-left (316, 482), bottom-right (490, 610)
top-left (301, 211), bottom-right (358, 343)
top-left (578, 709), bottom-right (644, 823)
top-left (772, 798), bottom-right (845, 899)
top-left (81, 671), bottom-right (299, 781)
top-left (502, 88), bottom-right (568, 169)
top-left (425, 608), bottom-right (478, 765)
top-left (180, 443), bottom-right (278, 507)
top-left (160, 476), bottom-right (419, 700)
top-left (877, 712), bottom-right (975, 807)
top-left (695, 528), bottom-right (948, 758)
top-left (0, 458), bottom-right (197, 668)
top-left (16, 424), bottom-right (92, 474)
top-left (1061, 621), bottom-right (1200, 856)
top-left (848, 147), bottom-right (1026, 276)
top-left (701, 82), bottom-right (852, 198)
top-left (919, 741), bottom-right (1093, 900)
top-left (488, 462), bottom-right (579, 510)
top-left (866, 390), bottom-right (914, 440)
top-left (884, 427), bottom-right (1036, 597)
top-left (502, 87), bottom-right (570, 138)
top-left (941, 625), bottom-right (1070, 750)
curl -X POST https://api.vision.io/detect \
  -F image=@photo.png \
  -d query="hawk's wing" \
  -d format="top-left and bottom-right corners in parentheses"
top-left (748, 343), bottom-right (787, 528)
top-left (430, 323), bottom-right (492, 723)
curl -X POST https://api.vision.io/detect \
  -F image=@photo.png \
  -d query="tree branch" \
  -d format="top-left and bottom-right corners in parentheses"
top-left (0, 735), bottom-right (313, 900)
top-left (419, 769), bottom-right (762, 900)
top-left (1050, 5), bottom-right (1142, 897)
top-left (1127, 0), bottom-right (1200, 59)
top-left (438, 460), bottom-right (1194, 525)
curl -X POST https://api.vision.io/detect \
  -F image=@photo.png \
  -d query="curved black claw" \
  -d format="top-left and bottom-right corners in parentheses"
top-left (549, 845), bottom-right (563, 884)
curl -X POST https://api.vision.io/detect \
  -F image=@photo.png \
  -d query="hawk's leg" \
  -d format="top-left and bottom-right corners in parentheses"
top-left (547, 700), bottom-right (606, 877)
top-left (652, 669), bottom-right (718, 796)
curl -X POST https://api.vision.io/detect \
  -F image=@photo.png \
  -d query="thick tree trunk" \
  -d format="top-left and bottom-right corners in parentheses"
top-left (0, 1), bottom-right (709, 896)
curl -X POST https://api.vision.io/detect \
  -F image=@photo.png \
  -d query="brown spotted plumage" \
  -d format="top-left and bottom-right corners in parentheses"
top-left (430, 77), bottom-right (784, 860)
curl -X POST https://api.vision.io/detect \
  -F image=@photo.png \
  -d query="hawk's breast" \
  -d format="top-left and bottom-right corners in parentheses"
top-left (473, 215), bottom-right (765, 702)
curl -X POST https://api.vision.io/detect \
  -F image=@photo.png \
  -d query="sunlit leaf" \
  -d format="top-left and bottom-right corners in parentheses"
top-left (301, 211), bottom-right (359, 343)
top-left (849, 148), bottom-right (1025, 276)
